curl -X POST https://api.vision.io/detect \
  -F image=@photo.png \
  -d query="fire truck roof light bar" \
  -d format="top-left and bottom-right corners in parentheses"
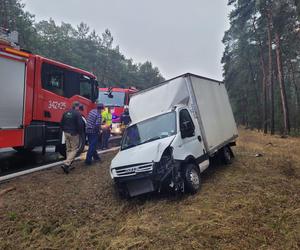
top-left (4, 47), bottom-right (30, 58)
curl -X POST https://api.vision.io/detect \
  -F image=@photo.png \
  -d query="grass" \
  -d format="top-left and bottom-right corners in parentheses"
top-left (0, 128), bottom-right (299, 249)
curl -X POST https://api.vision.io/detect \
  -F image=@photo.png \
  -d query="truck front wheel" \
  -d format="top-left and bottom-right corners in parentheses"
top-left (184, 164), bottom-right (201, 194)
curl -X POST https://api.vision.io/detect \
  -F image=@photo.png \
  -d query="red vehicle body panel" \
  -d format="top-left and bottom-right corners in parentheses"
top-left (0, 44), bottom-right (97, 149)
top-left (0, 129), bottom-right (24, 148)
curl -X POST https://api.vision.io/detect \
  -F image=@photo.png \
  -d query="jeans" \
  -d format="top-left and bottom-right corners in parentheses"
top-left (101, 128), bottom-right (110, 149)
top-left (86, 133), bottom-right (100, 164)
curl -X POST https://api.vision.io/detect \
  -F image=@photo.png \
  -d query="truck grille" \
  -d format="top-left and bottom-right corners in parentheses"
top-left (114, 163), bottom-right (153, 177)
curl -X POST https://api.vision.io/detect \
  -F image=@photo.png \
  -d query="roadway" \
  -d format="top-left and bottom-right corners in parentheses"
top-left (0, 136), bottom-right (121, 177)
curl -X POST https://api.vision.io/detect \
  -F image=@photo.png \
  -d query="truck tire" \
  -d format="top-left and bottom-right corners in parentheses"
top-left (221, 146), bottom-right (232, 165)
top-left (184, 163), bottom-right (201, 194)
top-left (76, 132), bottom-right (86, 157)
top-left (13, 146), bottom-right (34, 153)
top-left (56, 144), bottom-right (66, 158)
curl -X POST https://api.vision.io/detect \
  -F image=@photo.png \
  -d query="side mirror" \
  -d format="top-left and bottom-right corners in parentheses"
top-left (181, 121), bottom-right (195, 138)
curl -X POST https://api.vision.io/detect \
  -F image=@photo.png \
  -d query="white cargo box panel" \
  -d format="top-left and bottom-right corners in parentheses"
top-left (0, 52), bottom-right (26, 129)
top-left (129, 77), bottom-right (190, 124)
top-left (188, 75), bottom-right (238, 153)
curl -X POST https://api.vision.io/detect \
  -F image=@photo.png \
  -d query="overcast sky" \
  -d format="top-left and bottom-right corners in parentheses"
top-left (23, 0), bottom-right (231, 80)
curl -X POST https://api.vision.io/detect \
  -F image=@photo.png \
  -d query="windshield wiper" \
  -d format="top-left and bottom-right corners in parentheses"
top-left (121, 144), bottom-right (137, 150)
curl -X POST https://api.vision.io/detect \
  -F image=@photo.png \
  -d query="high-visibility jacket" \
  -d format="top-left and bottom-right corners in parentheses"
top-left (102, 108), bottom-right (112, 126)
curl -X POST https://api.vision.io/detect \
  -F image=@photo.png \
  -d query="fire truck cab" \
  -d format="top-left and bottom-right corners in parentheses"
top-left (0, 28), bottom-right (99, 155)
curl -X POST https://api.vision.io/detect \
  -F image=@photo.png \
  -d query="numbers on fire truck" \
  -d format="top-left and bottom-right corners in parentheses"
top-left (48, 100), bottom-right (67, 110)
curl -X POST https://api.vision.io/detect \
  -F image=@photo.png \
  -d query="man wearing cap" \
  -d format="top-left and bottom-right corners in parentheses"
top-left (60, 101), bottom-right (84, 173)
top-left (85, 103), bottom-right (105, 165)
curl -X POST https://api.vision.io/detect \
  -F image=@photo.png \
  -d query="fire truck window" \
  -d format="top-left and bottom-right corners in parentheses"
top-left (64, 70), bottom-right (80, 98)
top-left (80, 75), bottom-right (92, 100)
top-left (42, 63), bottom-right (64, 96)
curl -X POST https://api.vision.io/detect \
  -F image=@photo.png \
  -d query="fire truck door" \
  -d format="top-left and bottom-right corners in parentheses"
top-left (0, 55), bottom-right (26, 129)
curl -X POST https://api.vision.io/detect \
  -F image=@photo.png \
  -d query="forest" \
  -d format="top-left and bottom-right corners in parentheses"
top-left (2, 0), bottom-right (300, 134)
top-left (222, 0), bottom-right (300, 134)
top-left (0, 0), bottom-right (165, 90)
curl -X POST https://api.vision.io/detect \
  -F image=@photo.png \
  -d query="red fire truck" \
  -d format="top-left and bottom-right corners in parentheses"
top-left (98, 87), bottom-right (137, 134)
top-left (0, 29), bottom-right (99, 156)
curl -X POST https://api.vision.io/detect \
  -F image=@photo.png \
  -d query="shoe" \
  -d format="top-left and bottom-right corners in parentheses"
top-left (61, 165), bottom-right (70, 174)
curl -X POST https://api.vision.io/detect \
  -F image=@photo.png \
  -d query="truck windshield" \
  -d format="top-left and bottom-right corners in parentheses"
top-left (98, 91), bottom-right (125, 107)
top-left (121, 112), bottom-right (176, 150)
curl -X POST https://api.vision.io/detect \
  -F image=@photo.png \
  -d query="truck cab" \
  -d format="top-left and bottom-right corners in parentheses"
top-left (110, 73), bottom-right (238, 197)
top-left (111, 105), bottom-right (211, 197)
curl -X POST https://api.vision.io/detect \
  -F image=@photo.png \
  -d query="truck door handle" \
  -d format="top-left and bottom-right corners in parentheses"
top-left (197, 136), bottom-right (202, 142)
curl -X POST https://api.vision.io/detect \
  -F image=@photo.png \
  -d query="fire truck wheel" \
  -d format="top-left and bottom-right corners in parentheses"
top-left (13, 147), bottom-right (34, 153)
top-left (76, 132), bottom-right (86, 157)
top-left (56, 133), bottom-right (85, 158)
top-left (56, 144), bottom-right (66, 158)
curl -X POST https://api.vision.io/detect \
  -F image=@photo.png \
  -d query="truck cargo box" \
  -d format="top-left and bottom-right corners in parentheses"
top-left (129, 73), bottom-right (238, 155)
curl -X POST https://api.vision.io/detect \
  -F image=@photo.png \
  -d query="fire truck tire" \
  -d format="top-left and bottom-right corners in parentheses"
top-left (76, 132), bottom-right (86, 157)
top-left (56, 144), bottom-right (66, 158)
top-left (56, 133), bottom-right (86, 158)
top-left (13, 146), bottom-right (34, 153)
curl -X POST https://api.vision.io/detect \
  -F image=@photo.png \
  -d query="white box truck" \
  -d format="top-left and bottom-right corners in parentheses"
top-left (110, 73), bottom-right (238, 197)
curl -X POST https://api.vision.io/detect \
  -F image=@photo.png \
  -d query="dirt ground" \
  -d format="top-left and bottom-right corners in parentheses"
top-left (0, 129), bottom-right (299, 250)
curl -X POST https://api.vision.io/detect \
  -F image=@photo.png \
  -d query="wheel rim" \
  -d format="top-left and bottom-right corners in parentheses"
top-left (190, 169), bottom-right (200, 188)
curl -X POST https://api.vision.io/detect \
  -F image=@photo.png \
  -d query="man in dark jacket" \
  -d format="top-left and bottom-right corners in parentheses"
top-left (120, 107), bottom-right (131, 126)
top-left (85, 103), bottom-right (104, 165)
top-left (60, 101), bottom-right (84, 173)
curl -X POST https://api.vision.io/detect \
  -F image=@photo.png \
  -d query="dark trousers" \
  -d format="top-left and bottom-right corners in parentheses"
top-left (86, 133), bottom-right (100, 164)
top-left (101, 128), bottom-right (110, 149)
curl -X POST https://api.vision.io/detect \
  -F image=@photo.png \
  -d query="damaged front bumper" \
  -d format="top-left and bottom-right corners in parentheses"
top-left (112, 160), bottom-right (182, 197)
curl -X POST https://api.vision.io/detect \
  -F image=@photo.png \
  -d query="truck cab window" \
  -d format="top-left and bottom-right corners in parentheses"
top-left (80, 75), bottom-right (92, 100)
top-left (179, 109), bottom-right (195, 131)
top-left (41, 63), bottom-right (64, 96)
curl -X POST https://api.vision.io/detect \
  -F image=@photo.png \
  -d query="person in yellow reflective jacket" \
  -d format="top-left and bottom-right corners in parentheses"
top-left (101, 107), bottom-right (112, 149)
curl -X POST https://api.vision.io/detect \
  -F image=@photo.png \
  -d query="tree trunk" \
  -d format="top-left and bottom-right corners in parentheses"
top-left (267, 9), bottom-right (275, 134)
top-left (247, 59), bottom-right (262, 129)
top-left (275, 32), bottom-right (290, 134)
top-left (289, 62), bottom-right (300, 130)
top-left (261, 56), bottom-right (268, 134)
top-left (252, 18), bottom-right (268, 133)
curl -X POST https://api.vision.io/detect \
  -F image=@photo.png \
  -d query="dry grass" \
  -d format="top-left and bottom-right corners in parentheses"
top-left (0, 129), bottom-right (299, 249)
